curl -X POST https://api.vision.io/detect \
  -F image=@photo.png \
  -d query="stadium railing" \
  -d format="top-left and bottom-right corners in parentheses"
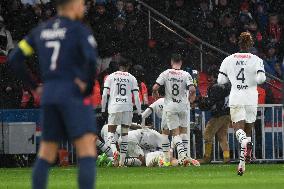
top-left (136, 0), bottom-right (283, 92)
top-left (0, 103), bottom-right (283, 164)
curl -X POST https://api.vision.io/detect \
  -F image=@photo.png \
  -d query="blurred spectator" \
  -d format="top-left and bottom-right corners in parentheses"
top-left (254, 2), bottom-right (268, 32)
top-left (110, 16), bottom-right (129, 55)
top-left (112, 0), bottom-right (126, 19)
top-left (221, 31), bottom-right (238, 54)
top-left (247, 20), bottom-right (264, 51)
top-left (263, 43), bottom-right (281, 77)
top-left (266, 14), bottom-right (282, 44)
top-left (168, 0), bottom-right (191, 29)
top-left (0, 16), bottom-right (14, 56)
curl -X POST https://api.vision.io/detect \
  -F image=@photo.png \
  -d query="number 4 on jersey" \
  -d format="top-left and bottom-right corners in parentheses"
top-left (236, 68), bottom-right (245, 83)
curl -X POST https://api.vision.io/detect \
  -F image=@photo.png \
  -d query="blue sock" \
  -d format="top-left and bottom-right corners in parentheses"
top-left (78, 157), bottom-right (96, 189)
top-left (32, 158), bottom-right (51, 189)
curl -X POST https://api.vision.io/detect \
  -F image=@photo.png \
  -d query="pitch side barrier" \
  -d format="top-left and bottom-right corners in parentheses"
top-left (1, 104), bottom-right (283, 164)
top-left (152, 104), bottom-right (284, 162)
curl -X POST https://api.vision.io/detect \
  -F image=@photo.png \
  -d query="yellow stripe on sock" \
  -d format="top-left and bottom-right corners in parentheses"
top-left (18, 40), bottom-right (34, 56)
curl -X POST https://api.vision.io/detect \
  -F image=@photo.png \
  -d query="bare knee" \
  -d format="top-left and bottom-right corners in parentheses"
top-left (38, 141), bottom-right (59, 163)
top-left (121, 124), bottom-right (129, 136)
top-left (233, 120), bottom-right (245, 132)
top-left (74, 133), bottom-right (97, 158)
top-left (171, 128), bottom-right (180, 136)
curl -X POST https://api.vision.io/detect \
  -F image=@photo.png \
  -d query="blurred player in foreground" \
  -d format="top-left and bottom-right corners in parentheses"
top-left (8, 0), bottom-right (98, 188)
top-left (197, 67), bottom-right (231, 163)
top-left (218, 32), bottom-right (266, 175)
top-left (152, 53), bottom-right (200, 166)
top-left (101, 57), bottom-right (141, 167)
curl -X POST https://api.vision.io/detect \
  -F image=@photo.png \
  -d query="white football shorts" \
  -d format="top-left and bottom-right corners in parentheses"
top-left (230, 105), bottom-right (257, 123)
top-left (108, 112), bottom-right (133, 125)
top-left (164, 111), bottom-right (188, 130)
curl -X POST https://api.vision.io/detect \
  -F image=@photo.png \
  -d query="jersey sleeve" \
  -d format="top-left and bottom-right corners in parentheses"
top-left (186, 73), bottom-right (194, 88)
top-left (256, 57), bottom-right (266, 84)
top-left (218, 58), bottom-right (229, 84)
top-left (8, 28), bottom-right (38, 89)
top-left (77, 26), bottom-right (98, 96)
top-left (18, 28), bottom-right (37, 57)
top-left (155, 71), bottom-right (165, 86)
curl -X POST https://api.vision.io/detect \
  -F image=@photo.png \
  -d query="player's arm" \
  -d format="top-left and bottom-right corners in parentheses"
top-left (186, 74), bottom-right (196, 103)
top-left (8, 31), bottom-right (37, 89)
top-left (101, 77), bottom-right (110, 113)
top-left (152, 72), bottom-right (165, 99)
top-left (218, 59), bottom-right (229, 84)
top-left (77, 27), bottom-right (98, 96)
top-left (256, 59), bottom-right (266, 84)
top-left (132, 77), bottom-right (142, 115)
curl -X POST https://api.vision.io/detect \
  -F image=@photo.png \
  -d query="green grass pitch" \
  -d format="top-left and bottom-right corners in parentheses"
top-left (0, 164), bottom-right (284, 189)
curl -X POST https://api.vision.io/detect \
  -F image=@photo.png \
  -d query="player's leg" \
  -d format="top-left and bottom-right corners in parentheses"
top-left (231, 106), bottom-right (249, 175)
top-left (166, 111), bottom-right (187, 165)
top-left (96, 138), bottom-right (112, 157)
top-left (62, 101), bottom-right (97, 189)
top-left (216, 115), bottom-right (230, 163)
top-left (74, 133), bottom-right (97, 189)
top-left (32, 105), bottom-right (62, 189)
top-left (161, 129), bottom-right (170, 162)
top-left (179, 112), bottom-right (200, 166)
top-left (119, 111), bottom-right (132, 166)
top-left (124, 143), bottom-right (144, 166)
top-left (107, 113), bottom-right (120, 163)
top-left (32, 141), bottom-right (59, 189)
top-left (161, 113), bottom-right (171, 162)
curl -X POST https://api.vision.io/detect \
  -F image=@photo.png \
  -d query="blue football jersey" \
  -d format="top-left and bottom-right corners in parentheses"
top-left (10, 16), bottom-right (97, 104)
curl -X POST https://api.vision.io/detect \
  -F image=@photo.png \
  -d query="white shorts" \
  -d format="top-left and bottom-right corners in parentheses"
top-left (164, 111), bottom-right (188, 130)
top-left (127, 141), bottom-right (144, 157)
top-left (230, 105), bottom-right (257, 123)
top-left (160, 113), bottom-right (168, 130)
top-left (108, 112), bottom-right (133, 125)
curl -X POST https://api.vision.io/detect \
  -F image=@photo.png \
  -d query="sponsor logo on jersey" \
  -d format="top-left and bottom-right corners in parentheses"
top-left (114, 77), bottom-right (130, 83)
top-left (168, 78), bottom-right (184, 83)
top-left (237, 85), bottom-right (248, 90)
top-left (115, 72), bottom-right (130, 76)
top-left (169, 71), bottom-right (183, 75)
top-left (116, 98), bottom-right (127, 102)
top-left (172, 98), bottom-right (181, 103)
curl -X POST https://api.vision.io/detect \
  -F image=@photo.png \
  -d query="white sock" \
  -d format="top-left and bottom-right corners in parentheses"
top-left (97, 139), bottom-right (113, 157)
top-left (173, 135), bottom-right (186, 160)
top-left (120, 135), bottom-right (128, 165)
top-left (161, 134), bottom-right (170, 162)
top-left (124, 158), bottom-right (142, 166)
top-left (180, 133), bottom-right (189, 157)
top-left (235, 129), bottom-right (248, 148)
top-left (107, 132), bottom-right (117, 154)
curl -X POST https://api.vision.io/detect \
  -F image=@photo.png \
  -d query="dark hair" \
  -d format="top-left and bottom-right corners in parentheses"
top-left (118, 57), bottom-right (131, 67)
top-left (207, 66), bottom-right (219, 79)
top-left (238, 32), bottom-right (254, 50)
top-left (171, 53), bottom-right (182, 63)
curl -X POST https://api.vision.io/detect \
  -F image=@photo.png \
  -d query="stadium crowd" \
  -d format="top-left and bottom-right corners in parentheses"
top-left (0, 0), bottom-right (283, 109)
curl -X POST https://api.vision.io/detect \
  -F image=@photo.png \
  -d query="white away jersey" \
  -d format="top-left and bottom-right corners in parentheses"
top-left (149, 98), bottom-right (164, 119)
top-left (156, 69), bottom-right (193, 112)
top-left (219, 53), bottom-right (265, 106)
top-left (128, 128), bottom-right (162, 152)
top-left (104, 71), bottom-right (139, 113)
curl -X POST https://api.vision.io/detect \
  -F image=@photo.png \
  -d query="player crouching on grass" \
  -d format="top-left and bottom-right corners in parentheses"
top-left (218, 32), bottom-right (266, 176)
top-left (152, 53), bottom-right (200, 167)
top-left (101, 57), bottom-right (141, 167)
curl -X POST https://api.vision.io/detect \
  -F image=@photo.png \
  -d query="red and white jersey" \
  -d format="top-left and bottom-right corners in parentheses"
top-left (218, 53), bottom-right (265, 106)
top-left (103, 71), bottom-right (139, 113)
top-left (156, 69), bottom-right (193, 112)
